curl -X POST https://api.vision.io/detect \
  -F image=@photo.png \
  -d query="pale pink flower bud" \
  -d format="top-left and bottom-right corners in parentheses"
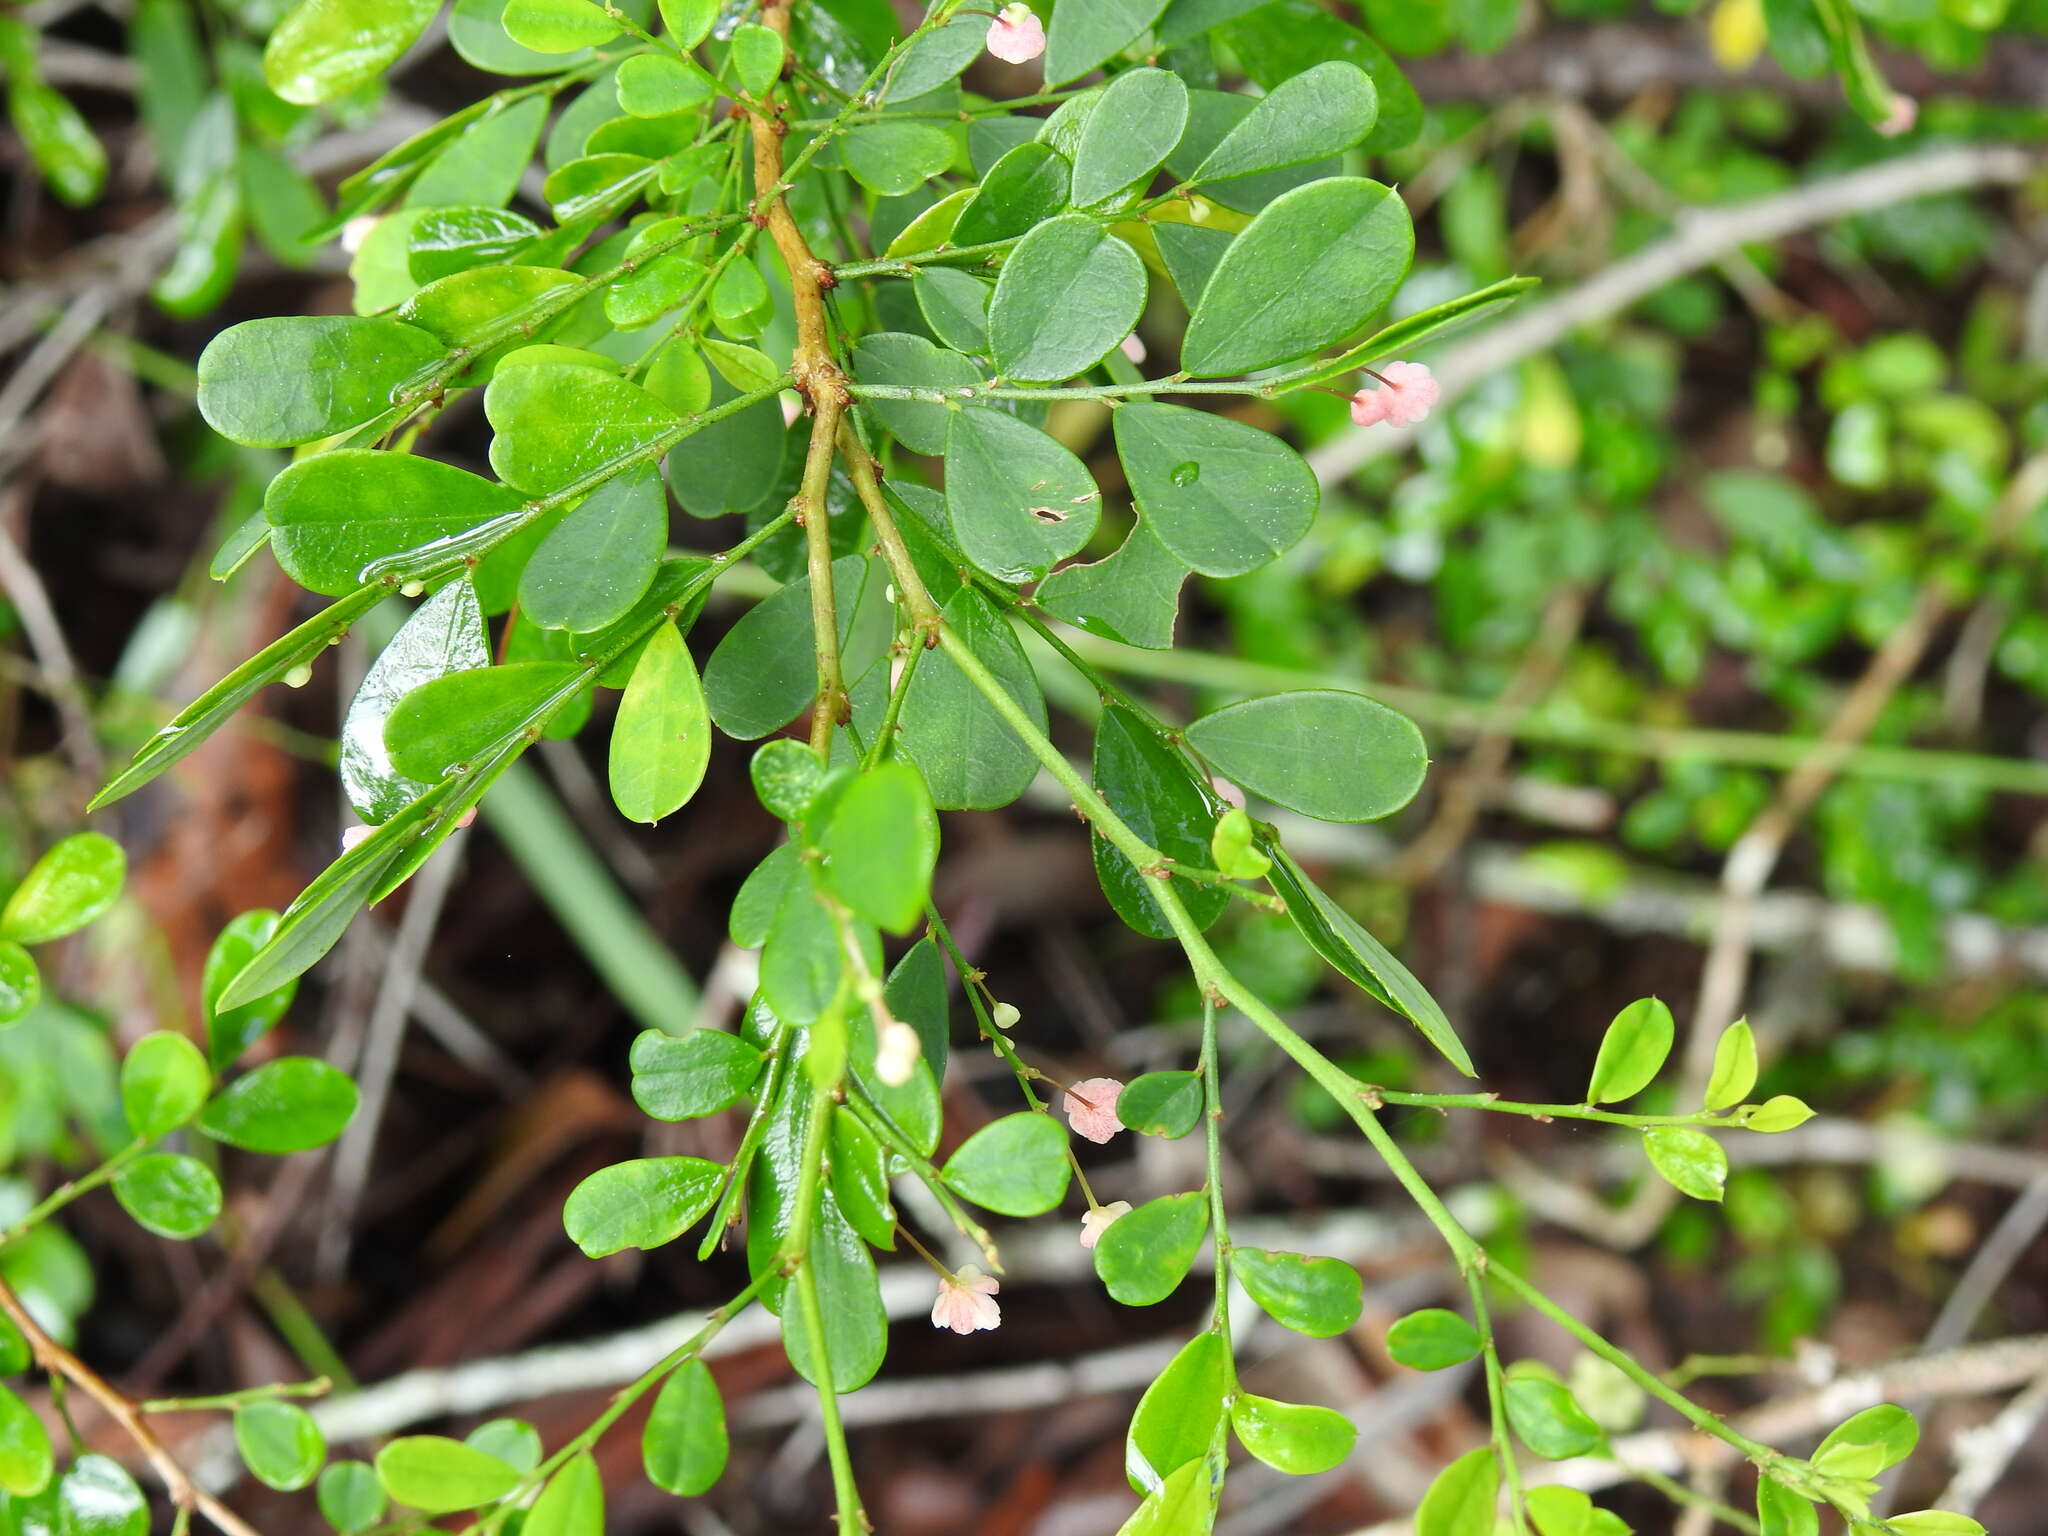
top-left (874, 1020), bottom-right (922, 1086)
top-left (1349, 360), bottom-right (1441, 429)
top-left (1079, 1200), bottom-right (1132, 1250)
top-left (931, 1264), bottom-right (1001, 1333)
top-left (341, 825), bottom-right (373, 853)
top-left (1875, 95), bottom-right (1918, 137)
top-left (1120, 333), bottom-right (1148, 365)
top-left (1063, 1077), bottom-right (1124, 1145)
top-left (455, 807), bottom-right (477, 829)
top-left (985, 3), bottom-right (1045, 65)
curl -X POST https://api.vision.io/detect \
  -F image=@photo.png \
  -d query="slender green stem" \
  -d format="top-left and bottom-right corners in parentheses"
top-left (1371, 1089), bottom-right (1737, 1129)
top-left (3, 1139), bottom-right (147, 1242)
top-left (1465, 1266), bottom-right (1530, 1535)
top-left (700, 1018), bottom-right (793, 1261)
top-left (858, 637), bottom-right (925, 770)
top-left (139, 1378), bottom-right (331, 1414)
top-left (845, 1086), bottom-right (1002, 1271)
top-left (1199, 997), bottom-right (1233, 1354)
top-left (1629, 1463), bottom-right (1763, 1535)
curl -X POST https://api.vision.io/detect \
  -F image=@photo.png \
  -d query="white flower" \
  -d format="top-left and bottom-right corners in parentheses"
top-left (875, 1020), bottom-right (922, 1086)
top-left (1079, 1201), bottom-right (1132, 1250)
top-left (931, 1265), bottom-right (1001, 1333)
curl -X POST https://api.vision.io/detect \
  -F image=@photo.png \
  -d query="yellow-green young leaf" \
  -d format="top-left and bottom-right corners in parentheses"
top-left (487, 362), bottom-right (684, 493)
top-left (817, 761), bottom-right (940, 935)
top-left (1416, 1446), bottom-right (1498, 1536)
top-left (642, 337), bottom-right (713, 417)
top-left (265, 452), bottom-right (524, 597)
top-left (1210, 808), bottom-right (1270, 879)
top-left (318, 1461), bottom-right (386, 1533)
top-left (1117, 1071), bottom-right (1203, 1138)
top-left (608, 624), bottom-right (710, 825)
top-left (1094, 1192), bottom-right (1209, 1306)
top-left (942, 1112), bottom-right (1071, 1216)
top-left (1113, 401), bottom-right (1319, 577)
top-left (1, 832), bottom-right (125, 945)
top-left (1525, 1485), bottom-right (1596, 1536)
top-left (989, 216), bottom-right (1147, 384)
top-left (1092, 706), bottom-right (1228, 940)
top-left (375, 1436), bottom-right (521, 1513)
top-left (198, 1057), bottom-right (359, 1154)
top-left (1186, 690), bottom-right (1426, 822)
top-left (1642, 1125), bottom-right (1728, 1203)
top-left (544, 153), bottom-right (660, 223)
top-left (631, 1027), bottom-right (762, 1121)
top-left (750, 740), bottom-right (828, 823)
top-left (1070, 67), bottom-right (1188, 206)
top-left (0, 942), bottom-right (40, 1026)
top-left (730, 23), bottom-right (785, 94)
top-left (1504, 1366), bottom-right (1604, 1459)
top-left (407, 206), bottom-right (544, 285)
top-left (264, 0), bottom-right (441, 104)
top-left (1232, 1247), bottom-right (1364, 1337)
top-left (1814, 1403), bottom-right (1917, 1476)
top-left (1386, 1307), bottom-right (1482, 1370)
top-left (954, 143), bottom-right (1072, 246)
top-left (1584, 997), bottom-right (1674, 1105)
top-left (1887, 1513), bottom-right (1986, 1536)
top-left (235, 1400), bottom-right (326, 1491)
top-left (658, 0), bottom-right (715, 45)
top-left (113, 1153), bottom-right (222, 1239)
top-left (563, 1156), bottom-right (722, 1257)
top-left (1115, 1456), bottom-right (1209, 1536)
top-left (1704, 1018), bottom-right (1759, 1110)
top-left (1045, 0), bottom-right (1171, 85)
top-left (1191, 60), bottom-right (1376, 183)
top-left (525, 1453), bottom-right (603, 1536)
top-left (1743, 1094), bottom-right (1815, 1133)
top-left (504, 0), bottom-right (621, 52)
top-left (57, 1455), bottom-right (147, 1533)
top-left (843, 121), bottom-right (955, 197)
top-left (465, 1420), bottom-right (541, 1472)
top-left (1126, 1331), bottom-right (1229, 1493)
top-left (0, 1383), bottom-right (52, 1495)
top-left (616, 53), bottom-right (715, 116)
top-left (121, 1031), bottom-right (210, 1140)
top-left (1756, 1478), bottom-right (1819, 1536)
top-left (886, 186), bottom-right (975, 257)
top-left (11, 82), bottom-right (108, 205)
top-left (397, 261), bottom-right (579, 358)
top-left (644, 1358), bottom-right (727, 1495)
top-left (945, 407), bottom-right (1101, 582)
top-left (385, 662), bottom-right (583, 783)
top-left (1180, 177), bottom-right (1413, 377)
top-left (1230, 1394), bottom-right (1357, 1475)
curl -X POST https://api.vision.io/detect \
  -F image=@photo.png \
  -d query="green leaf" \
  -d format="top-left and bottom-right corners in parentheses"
top-left (0, 1383), bottom-right (52, 1495)
top-left (264, 0), bottom-right (440, 104)
top-left (374, 1436), bottom-right (521, 1514)
top-left (1704, 1018), bottom-right (1758, 1111)
top-left (525, 1453), bottom-right (603, 1536)
top-left (1504, 1368), bottom-right (1604, 1459)
top-left (112, 1153), bottom-right (222, 1240)
top-left (465, 1420), bottom-right (541, 1472)
top-left (916, 267), bottom-right (996, 355)
top-left (898, 586), bottom-right (1046, 810)
top-left (1210, 808), bottom-right (1269, 879)
top-left (1887, 1514), bottom-right (1986, 1536)
top-left (521, 464), bottom-right (667, 632)
top-left (318, 1461), bottom-right (386, 1534)
top-left (852, 332), bottom-right (981, 457)
top-left (953, 143), bottom-right (1072, 247)
top-left (385, 662), bottom-right (581, 783)
top-left (1743, 1094), bottom-right (1815, 1132)
top-left (1187, 690), bottom-right (1426, 822)
top-left (884, 13), bottom-right (986, 98)
top-left (630, 1027), bottom-right (763, 1120)
top-left (1126, 1331), bottom-right (1228, 1493)
top-left (1154, 221), bottom-right (1234, 306)
top-left (1525, 1486), bottom-right (1597, 1536)
top-left (236, 1400), bottom-right (326, 1492)
top-left (1584, 998), bottom-right (1674, 1105)
top-left (344, 581), bottom-right (492, 826)
top-left (1180, 177), bottom-right (1413, 377)
top-left (1268, 850), bottom-right (1474, 1075)
top-left (1094, 1191), bottom-right (1208, 1305)
top-left (1114, 402), bottom-right (1318, 577)
top-left (1814, 1403), bottom-right (1918, 1476)
top-left (408, 205), bottom-right (543, 283)
top-left (202, 912), bottom-right (296, 1071)
top-left (120, 1031), bottom-right (210, 1140)
top-left (13, 82), bottom-right (107, 206)
top-left (266, 452), bottom-right (524, 597)
top-left (945, 407), bottom-right (1101, 582)
top-left (1231, 1247), bottom-right (1363, 1337)
top-left (942, 1111), bottom-right (1071, 1216)
top-left (989, 216), bottom-right (1147, 384)
top-left (1115, 1457), bottom-right (1209, 1536)
top-left (1643, 1125), bottom-right (1727, 1203)
top-left (1091, 707), bottom-right (1227, 940)
top-left (487, 362), bottom-right (683, 495)
top-left (608, 623), bottom-right (710, 824)
top-left (56, 1454), bottom-right (147, 1535)
top-left (1416, 1446), bottom-right (1498, 1536)
top-left (1192, 61), bottom-right (1375, 183)
top-left (1756, 1477), bottom-right (1820, 1536)
top-left (667, 375), bottom-right (787, 516)
top-left (1045, 0), bottom-right (1171, 85)
top-left (730, 842), bottom-right (799, 948)
top-left (92, 584), bottom-right (390, 811)
top-left (659, 0), bottom-right (715, 44)
top-left (644, 1358), bottom-right (727, 1496)
top-left (1069, 68), bottom-right (1187, 207)
top-left (1, 832), bottom-right (124, 945)
top-left (198, 1057), bottom-right (359, 1153)
top-left (616, 53), bottom-right (715, 116)
top-left (704, 556), bottom-right (869, 740)
top-left (1117, 1071), bottom-right (1203, 1138)
top-left (844, 121), bottom-right (955, 197)
top-left (887, 186), bottom-right (975, 258)
top-left (0, 942), bottom-right (39, 1026)
top-left (1230, 1394), bottom-right (1356, 1474)
top-left (730, 22), bottom-right (785, 94)
top-left (1037, 519), bottom-right (1188, 650)
top-left (1386, 1308), bottom-right (1482, 1370)
top-left (1157, 0), bottom-right (1270, 41)
top-left (751, 740), bottom-right (828, 822)
top-left (238, 143), bottom-right (325, 270)
top-left (1219, 1), bottom-right (1422, 154)
top-left (1312, 275), bottom-right (1539, 383)
top-left (885, 938), bottom-right (950, 1081)
top-left (504, 0), bottom-right (621, 51)
top-left (818, 760), bottom-right (939, 935)
top-left (563, 1156), bottom-right (722, 1258)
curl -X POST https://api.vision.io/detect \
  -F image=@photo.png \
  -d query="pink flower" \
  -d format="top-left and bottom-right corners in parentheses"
top-left (1875, 95), bottom-right (1918, 137)
top-left (931, 1265), bottom-right (1001, 1334)
top-left (1349, 361), bottom-right (1440, 429)
top-left (1121, 333), bottom-right (1148, 365)
top-left (1079, 1200), bottom-right (1132, 1250)
top-left (1063, 1077), bottom-right (1124, 1144)
top-left (985, 3), bottom-right (1045, 65)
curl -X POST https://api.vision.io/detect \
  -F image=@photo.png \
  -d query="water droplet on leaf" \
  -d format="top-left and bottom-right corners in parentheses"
top-left (1170, 462), bottom-right (1200, 487)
